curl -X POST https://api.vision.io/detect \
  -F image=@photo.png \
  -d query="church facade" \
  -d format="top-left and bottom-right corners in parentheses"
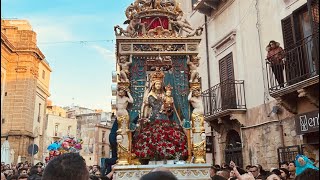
top-left (1, 19), bottom-right (52, 163)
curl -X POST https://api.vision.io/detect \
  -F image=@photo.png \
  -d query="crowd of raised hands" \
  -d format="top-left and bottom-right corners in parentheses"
top-left (210, 157), bottom-right (319, 180)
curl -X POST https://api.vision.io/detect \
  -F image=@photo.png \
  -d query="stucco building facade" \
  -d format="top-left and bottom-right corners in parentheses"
top-left (76, 113), bottom-right (112, 166)
top-left (1, 19), bottom-right (52, 164)
top-left (181, 0), bottom-right (319, 168)
top-left (43, 104), bottom-right (77, 163)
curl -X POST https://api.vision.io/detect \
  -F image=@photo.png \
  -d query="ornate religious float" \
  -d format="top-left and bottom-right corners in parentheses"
top-left (113, 0), bottom-right (210, 179)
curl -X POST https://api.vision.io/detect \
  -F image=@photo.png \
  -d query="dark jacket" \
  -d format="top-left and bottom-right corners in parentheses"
top-left (27, 174), bottom-right (41, 180)
top-left (211, 175), bottom-right (227, 180)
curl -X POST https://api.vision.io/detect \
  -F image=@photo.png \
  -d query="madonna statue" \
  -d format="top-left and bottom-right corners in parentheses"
top-left (141, 67), bottom-right (171, 121)
top-left (134, 67), bottom-right (189, 162)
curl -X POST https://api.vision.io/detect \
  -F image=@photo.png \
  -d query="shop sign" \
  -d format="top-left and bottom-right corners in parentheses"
top-left (295, 110), bottom-right (319, 135)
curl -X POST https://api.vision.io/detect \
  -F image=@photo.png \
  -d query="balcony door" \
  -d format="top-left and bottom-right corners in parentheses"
top-left (281, 0), bottom-right (319, 84)
top-left (219, 53), bottom-right (236, 110)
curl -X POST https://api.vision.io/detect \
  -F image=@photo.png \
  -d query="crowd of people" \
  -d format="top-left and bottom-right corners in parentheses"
top-left (1, 161), bottom-right (43, 180)
top-left (0, 159), bottom-right (113, 180)
top-left (1, 153), bottom-right (319, 180)
top-left (209, 158), bottom-right (319, 180)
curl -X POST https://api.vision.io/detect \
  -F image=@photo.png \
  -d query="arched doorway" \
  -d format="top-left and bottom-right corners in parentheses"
top-left (225, 130), bottom-right (243, 167)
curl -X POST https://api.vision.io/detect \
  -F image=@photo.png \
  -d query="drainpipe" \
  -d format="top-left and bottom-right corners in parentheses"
top-left (255, 0), bottom-right (270, 117)
top-left (204, 14), bottom-right (213, 164)
top-left (204, 15), bottom-right (212, 105)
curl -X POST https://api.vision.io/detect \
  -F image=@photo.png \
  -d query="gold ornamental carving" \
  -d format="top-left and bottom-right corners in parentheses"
top-left (191, 170), bottom-right (200, 176)
top-left (193, 141), bottom-right (206, 164)
top-left (114, 0), bottom-right (204, 38)
top-left (187, 44), bottom-right (198, 51)
top-left (191, 113), bottom-right (205, 133)
top-left (121, 44), bottom-right (131, 51)
top-left (200, 170), bottom-right (209, 175)
top-left (147, 26), bottom-right (171, 37)
top-left (117, 172), bottom-right (126, 178)
top-left (126, 172), bottom-right (134, 178)
top-left (117, 143), bottom-right (130, 165)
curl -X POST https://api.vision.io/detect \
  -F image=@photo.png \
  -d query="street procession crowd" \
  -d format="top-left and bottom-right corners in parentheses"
top-left (1, 153), bottom-right (319, 180)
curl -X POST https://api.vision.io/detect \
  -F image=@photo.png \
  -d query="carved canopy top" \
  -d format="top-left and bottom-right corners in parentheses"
top-left (126, 0), bottom-right (183, 20)
top-left (114, 0), bottom-right (204, 38)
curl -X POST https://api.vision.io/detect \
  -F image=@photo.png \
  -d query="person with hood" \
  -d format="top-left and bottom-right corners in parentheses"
top-left (266, 40), bottom-right (285, 88)
top-left (294, 155), bottom-right (319, 176)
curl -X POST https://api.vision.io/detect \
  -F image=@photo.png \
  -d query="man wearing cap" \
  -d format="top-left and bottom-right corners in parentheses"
top-left (35, 162), bottom-right (44, 176)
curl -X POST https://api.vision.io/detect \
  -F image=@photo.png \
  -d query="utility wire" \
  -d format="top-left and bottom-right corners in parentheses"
top-left (38, 39), bottom-right (114, 45)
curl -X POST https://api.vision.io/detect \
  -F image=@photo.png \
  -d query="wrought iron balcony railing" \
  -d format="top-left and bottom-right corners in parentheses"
top-left (202, 79), bottom-right (246, 118)
top-left (266, 33), bottom-right (319, 93)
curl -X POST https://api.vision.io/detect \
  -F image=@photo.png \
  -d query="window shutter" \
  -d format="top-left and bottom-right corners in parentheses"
top-left (219, 53), bottom-right (234, 82)
top-left (219, 53), bottom-right (236, 110)
top-left (309, 0), bottom-right (319, 33)
top-left (281, 15), bottom-right (296, 49)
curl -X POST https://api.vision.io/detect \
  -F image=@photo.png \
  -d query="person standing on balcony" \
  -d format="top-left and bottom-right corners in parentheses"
top-left (266, 40), bottom-right (285, 88)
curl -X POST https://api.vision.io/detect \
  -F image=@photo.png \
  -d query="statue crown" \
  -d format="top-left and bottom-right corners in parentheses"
top-left (151, 68), bottom-right (165, 82)
top-left (165, 84), bottom-right (173, 91)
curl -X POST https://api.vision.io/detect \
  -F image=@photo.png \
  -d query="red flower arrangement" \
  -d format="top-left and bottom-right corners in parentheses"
top-left (133, 120), bottom-right (188, 160)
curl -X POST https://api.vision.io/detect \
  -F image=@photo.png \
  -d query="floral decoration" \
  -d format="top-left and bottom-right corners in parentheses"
top-left (133, 120), bottom-right (188, 160)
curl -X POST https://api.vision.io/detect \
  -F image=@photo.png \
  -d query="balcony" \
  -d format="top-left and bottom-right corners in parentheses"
top-left (112, 71), bottom-right (117, 83)
top-left (266, 34), bottom-right (319, 113)
top-left (111, 84), bottom-right (117, 96)
top-left (202, 79), bottom-right (246, 121)
top-left (111, 99), bottom-right (117, 110)
top-left (193, 0), bottom-right (222, 16)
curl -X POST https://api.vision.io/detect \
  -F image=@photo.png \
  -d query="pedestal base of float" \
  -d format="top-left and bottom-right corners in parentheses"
top-left (114, 164), bottom-right (211, 180)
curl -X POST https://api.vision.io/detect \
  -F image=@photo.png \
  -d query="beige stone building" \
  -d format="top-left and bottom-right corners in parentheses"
top-left (181, 0), bottom-right (319, 168)
top-left (79, 121), bottom-right (112, 166)
top-left (42, 104), bottom-right (77, 162)
top-left (70, 110), bottom-right (112, 166)
top-left (1, 19), bottom-right (52, 163)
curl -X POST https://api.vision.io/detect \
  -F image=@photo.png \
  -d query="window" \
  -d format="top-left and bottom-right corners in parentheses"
top-left (38, 103), bottom-right (41, 122)
top-left (102, 131), bottom-right (106, 142)
top-left (219, 53), bottom-right (237, 110)
top-left (68, 126), bottom-right (71, 135)
top-left (42, 70), bottom-right (45, 79)
top-left (102, 145), bottom-right (105, 156)
top-left (54, 124), bottom-right (59, 136)
top-left (2, 118), bottom-right (5, 124)
top-left (109, 149), bottom-right (113, 158)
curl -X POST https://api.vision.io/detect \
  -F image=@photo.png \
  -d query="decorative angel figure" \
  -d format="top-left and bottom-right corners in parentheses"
top-left (118, 55), bottom-right (132, 82)
top-left (170, 16), bottom-right (194, 36)
top-left (187, 55), bottom-right (200, 83)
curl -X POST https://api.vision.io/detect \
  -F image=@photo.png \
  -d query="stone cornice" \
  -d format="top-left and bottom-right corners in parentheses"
top-left (116, 37), bottom-right (201, 56)
top-left (1, 130), bottom-right (35, 138)
top-left (1, 32), bottom-right (46, 60)
top-left (36, 86), bottom-right (50, 100)
top-left (211, 30), bottom-right (236, 56)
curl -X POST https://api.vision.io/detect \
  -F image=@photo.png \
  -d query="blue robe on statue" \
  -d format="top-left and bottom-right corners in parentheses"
top-left (148, 95), bottom-right (170, 121)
